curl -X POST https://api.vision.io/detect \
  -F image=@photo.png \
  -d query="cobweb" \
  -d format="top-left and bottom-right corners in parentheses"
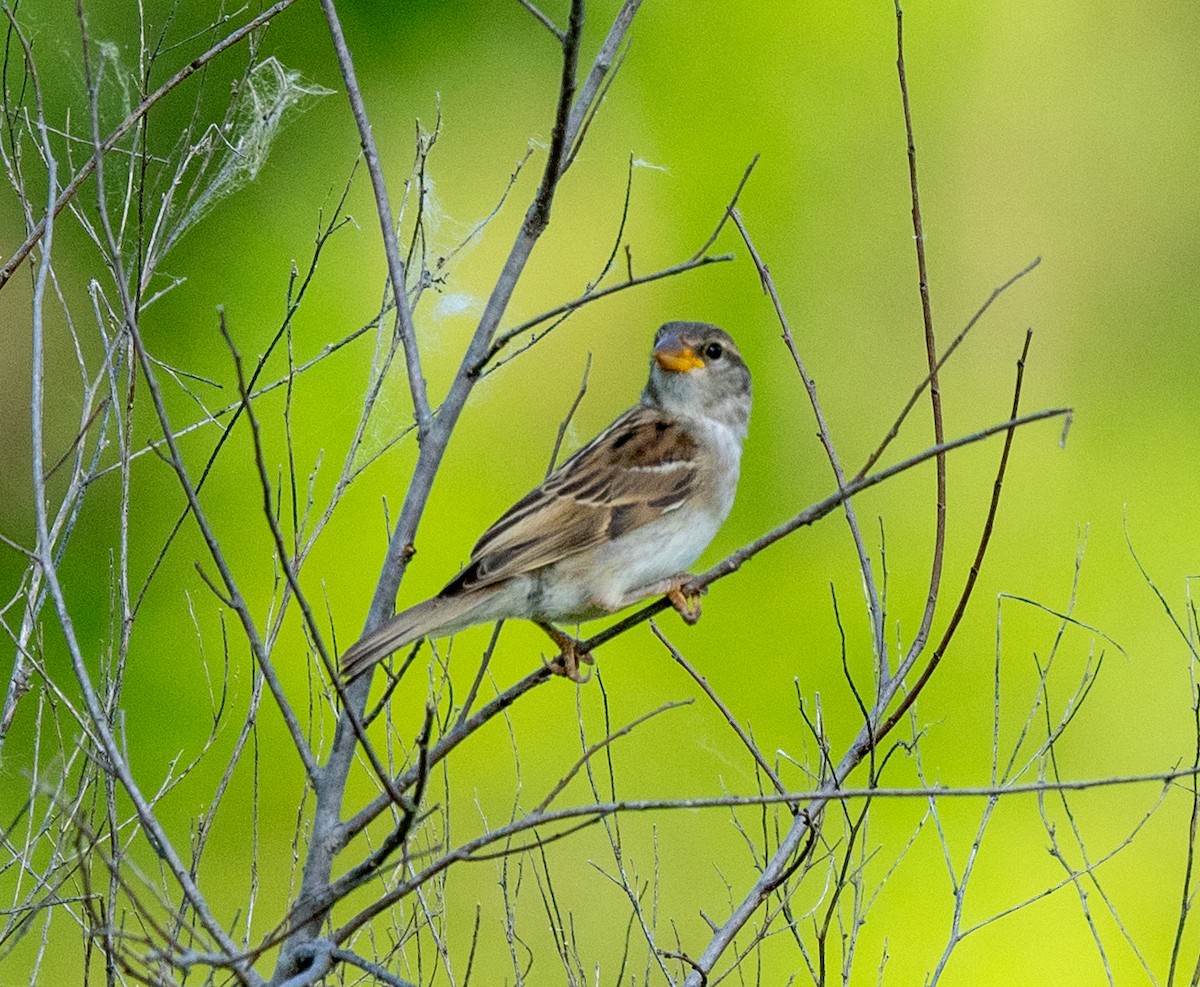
top-left (165, 57), bottom-right (331, 253)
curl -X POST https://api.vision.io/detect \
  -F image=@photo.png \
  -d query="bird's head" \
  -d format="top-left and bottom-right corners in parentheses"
top-left (643, 321), bottom-right (751, 435)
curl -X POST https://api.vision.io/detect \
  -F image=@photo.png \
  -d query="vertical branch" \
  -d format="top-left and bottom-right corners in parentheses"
top-left (282, 1), bottom-right (647, 973)
top-left (731, 207), bottom-right (887, 681)
top-left (18, 10), bottom-right (260, 979)
top-left (317, 0), bottom-right (431, 434)
top-left (876, 331), bottom-right (1033, 738)
top-left (893, 0), bottom-right (946, 674)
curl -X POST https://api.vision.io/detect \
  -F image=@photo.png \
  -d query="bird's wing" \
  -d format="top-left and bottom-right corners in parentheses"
top-left (441, 406), bottom-right (698, 594)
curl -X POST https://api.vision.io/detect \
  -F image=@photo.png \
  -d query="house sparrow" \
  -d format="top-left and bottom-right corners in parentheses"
top-left (340, 321), bottom-right (751, 683)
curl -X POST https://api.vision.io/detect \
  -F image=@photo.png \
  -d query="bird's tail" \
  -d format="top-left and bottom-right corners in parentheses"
top-left (339, 590), bottom-right (493, 683)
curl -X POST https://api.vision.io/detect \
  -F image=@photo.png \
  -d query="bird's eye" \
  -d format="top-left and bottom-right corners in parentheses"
top-left (704, 342), bottom-right (724, 361)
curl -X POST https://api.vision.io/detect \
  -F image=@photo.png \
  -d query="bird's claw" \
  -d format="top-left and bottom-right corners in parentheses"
top-left (537, 621), bottom-right (594, 683)
top-left (667, 582), bottom-right (703, 625)
top-left (549, 641), bottom-right (594, 683)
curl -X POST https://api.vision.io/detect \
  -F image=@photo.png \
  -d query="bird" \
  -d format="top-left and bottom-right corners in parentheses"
top-left (339, 321), bottom-right (752, 684)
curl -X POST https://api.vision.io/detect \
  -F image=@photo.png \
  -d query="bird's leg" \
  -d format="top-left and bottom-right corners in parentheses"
top-left (536, 621), bottom-right (594, 683)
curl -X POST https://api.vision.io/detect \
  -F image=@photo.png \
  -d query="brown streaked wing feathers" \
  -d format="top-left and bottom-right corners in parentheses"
top-left (441, 407), bottom-right (697, 595)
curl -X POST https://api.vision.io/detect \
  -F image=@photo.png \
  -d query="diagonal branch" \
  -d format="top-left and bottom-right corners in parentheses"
top-left (515, 0), bottom-right (564, 41)
top-left (337, 403), bottom-right (1069, 846)
top-left (856, 255), bottom-right (1041, 481)
top-left (731, 206), bottom-right (887, 679)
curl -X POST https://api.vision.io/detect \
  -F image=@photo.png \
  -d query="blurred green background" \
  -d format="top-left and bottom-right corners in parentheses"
top-left (1, 0), bottom-right (1198, 983)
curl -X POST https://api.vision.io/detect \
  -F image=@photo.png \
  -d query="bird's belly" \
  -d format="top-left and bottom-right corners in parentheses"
top-left (601, 510), bottom-right (720, 596)
top-left (529, 507), bottom-right (723, 624)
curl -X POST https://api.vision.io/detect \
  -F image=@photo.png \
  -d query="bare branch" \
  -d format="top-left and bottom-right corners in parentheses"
top-left (877, 330), bottom-right (1034, 736)
top-left (479, 253), bottom-right (731, 374)
top-left (515, 0), bottom-right (564, 42)
top-left (546, 352), bottom-right (592, 476)
top-left (893, 0), bottom-right (948, 682)
top-left (731, 205), bottom-right (886, 679)
top-left (652, 623), bottom-right (788, 799)
top-left (317, 0), bottom-right (431, 432)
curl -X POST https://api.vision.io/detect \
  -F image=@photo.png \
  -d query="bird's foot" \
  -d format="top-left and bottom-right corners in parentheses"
top-left (536, 622), bottom-right (595, 683)
top-left (666, 578), bottom-right (703, 625)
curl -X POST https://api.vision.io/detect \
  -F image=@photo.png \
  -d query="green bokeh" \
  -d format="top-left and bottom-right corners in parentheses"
top-left (1, 0), bottom-right (1198, 983)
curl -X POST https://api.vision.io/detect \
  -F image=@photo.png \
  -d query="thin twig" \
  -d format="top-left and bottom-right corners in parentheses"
top-left (547, 353), bottom-right (592, 476)
top-left (480, 253), bottom-right (731, 373)
top-left (652, 623), bottom-right (788, 800)
top-left (318, 0), bottom-right (430, 432)
top-left (891, 0), bottom-right (947, 688)
top-left (731, 205), bottom-right (886, 679)
top-left (514, 0), bottom-right (564, 41)
top-left (856, 256), bottom-right (1041, 481)
top-left (219, 313), bottom-right (415, 819)
top-left (876, 330), bottom-right (1034, 738)
top-left (535, 698), bottom-right (691, 814)
top-left (689, 154), bottom-right (758, 262)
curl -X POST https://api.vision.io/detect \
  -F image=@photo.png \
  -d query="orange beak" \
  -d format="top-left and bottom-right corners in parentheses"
top-left (654, 346), bottom-right (705, 373)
